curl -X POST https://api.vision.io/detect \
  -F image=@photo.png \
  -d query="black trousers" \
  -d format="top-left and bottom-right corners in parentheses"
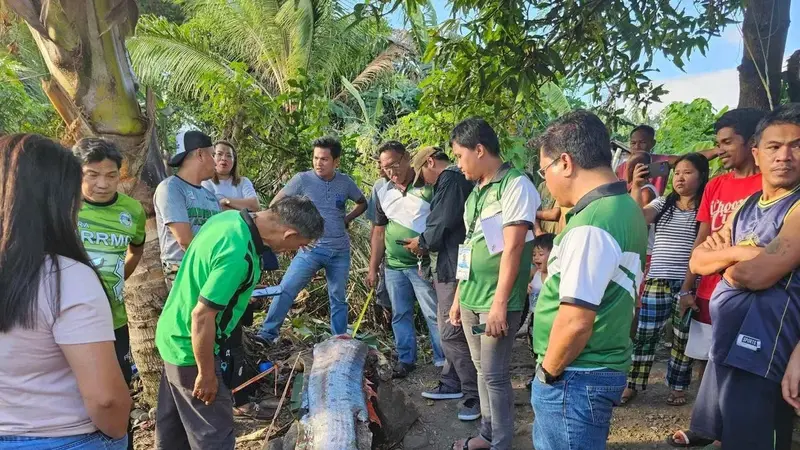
top-left (114, 326), bottom-right (134, 450)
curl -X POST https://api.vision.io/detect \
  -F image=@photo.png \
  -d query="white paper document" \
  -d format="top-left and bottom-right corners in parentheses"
top-left (481, 213), bottom-right (535, 255)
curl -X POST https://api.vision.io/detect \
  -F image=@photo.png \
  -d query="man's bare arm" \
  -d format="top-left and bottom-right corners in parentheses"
top-left (536, 207), bottom-right (561, 222)
top-left (167, 222), bottom-right (194, 250)
top-left (345, 199), bottom-right (367, 226)
top-left (269, 189), bottom-right (287, 208)
top-left (542, 304), bottom-right (596, 375)
top-left (726, 207), bottom-right (800, 290)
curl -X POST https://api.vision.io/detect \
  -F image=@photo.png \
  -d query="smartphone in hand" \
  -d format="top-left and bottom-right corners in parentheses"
top-left (395, 239), bottom-right (409, 246)
top-left (471, 323), bottom-right (487, 335)
top-left (647, 161), bottom-right (670, 179)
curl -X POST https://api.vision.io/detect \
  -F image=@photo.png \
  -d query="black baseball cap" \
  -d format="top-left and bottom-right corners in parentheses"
top-left (168, 130), bottom-right (213, 167)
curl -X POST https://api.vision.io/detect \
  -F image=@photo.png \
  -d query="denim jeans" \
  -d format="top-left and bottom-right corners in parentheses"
top-left (531, 369), bottom-right (626, 450)
top-left (0, 432), bottom-right (127, 450)
top-left (384, 267), bottom-right (444, 365)
top-left (259, 246), bottom-right (350, 341)
top-left (461, 307), bottom-right (522, 449)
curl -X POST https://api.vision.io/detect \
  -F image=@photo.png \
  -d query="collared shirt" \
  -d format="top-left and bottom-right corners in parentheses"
top-left (419, 166), bottom-right (474, 282)
top-left (457, 163), bottom-right (540, 312)
top-left (710, 186), bottom-right (800, 383)
top-left (282, 170), bottom-right (365, 250)
top-left (156, 210), bottom-right (264, 366)
top-left (533, 181), bottom-right (648, 373)
top-left (375, 177), bottom-right (433, 270)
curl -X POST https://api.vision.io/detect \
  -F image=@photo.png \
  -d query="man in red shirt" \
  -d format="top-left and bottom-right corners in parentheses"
top-left (667, 108), bottom-right (766, 448)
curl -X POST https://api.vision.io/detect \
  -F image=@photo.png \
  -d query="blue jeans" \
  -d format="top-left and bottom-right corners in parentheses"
top-left (0, 432), bottom-right (127, 449)
top-left (384, 267), bottom-right (444, 365)
top-left (531, 369), bottom-right (626, 450)
top-left (259, 246), bottom-right (350, 341)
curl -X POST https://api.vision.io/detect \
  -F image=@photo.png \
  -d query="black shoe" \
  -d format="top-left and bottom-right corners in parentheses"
top-left (392, 362), bottom-right (416, 379)
top-left (251, 334), bottom-right (276, 348)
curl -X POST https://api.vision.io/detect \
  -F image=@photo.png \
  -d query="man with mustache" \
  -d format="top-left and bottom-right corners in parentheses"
top-left (667, 108), bottom-right (766, 447)
top-left (688, 103), bottom-right (800, 450)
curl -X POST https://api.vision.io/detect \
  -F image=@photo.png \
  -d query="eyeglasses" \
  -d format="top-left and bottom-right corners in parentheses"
top-left (214, 152), bottom-right (233, 160)
top-left (381, 154), bottom-right (407, 173)
top-left (537, 158), bottom-right (559, 178)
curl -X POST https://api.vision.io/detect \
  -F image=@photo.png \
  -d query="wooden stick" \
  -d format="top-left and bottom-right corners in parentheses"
top-left (264, 353), bottom-right (302, 445)
top-left (232, 364), bottom-right (277, 395)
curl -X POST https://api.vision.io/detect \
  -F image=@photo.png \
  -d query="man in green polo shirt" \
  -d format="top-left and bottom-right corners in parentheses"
top-left (448, 117), bottom-right (540, 450)
top-left (154, 196), bottom-right (324, 450)
top-left (531, 110), bottom-right (648, 450)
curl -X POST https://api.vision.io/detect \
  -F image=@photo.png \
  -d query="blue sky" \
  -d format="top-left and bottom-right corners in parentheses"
top-left (389, 1), bottom-right (800, 112)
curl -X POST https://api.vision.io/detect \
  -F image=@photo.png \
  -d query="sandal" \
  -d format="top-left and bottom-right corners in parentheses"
top-left (666, 392), bottom-right (688, 406)
top-left (619, 388), bottom-right (638, 406)
top-left (232, 402), bottom-right (273, 420)
top-left (665, 429), bottom-right (714, 448)
top-left (454, 436), bottom-right (491, 450)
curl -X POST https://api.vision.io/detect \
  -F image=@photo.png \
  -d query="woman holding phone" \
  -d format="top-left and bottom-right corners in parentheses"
top-left (621, 153), bottom-right (709, 406)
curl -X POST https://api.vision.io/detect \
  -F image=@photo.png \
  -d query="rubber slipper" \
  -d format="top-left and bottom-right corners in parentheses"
top-left (665, 429), bottom-right (714, 448)
top-left (619, 389), bottom-right (638, 406)
top-left (666, 393), bottom-right (688, 406)
top-left (455, 437), bottom-right (491, 450)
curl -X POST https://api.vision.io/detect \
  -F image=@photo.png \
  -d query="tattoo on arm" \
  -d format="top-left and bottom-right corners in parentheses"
top-left (765, 237), bottom-right (783, 255)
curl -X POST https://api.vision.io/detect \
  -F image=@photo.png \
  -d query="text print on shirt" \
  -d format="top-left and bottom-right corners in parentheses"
top-left (709, 198), bottom-right (749, 231)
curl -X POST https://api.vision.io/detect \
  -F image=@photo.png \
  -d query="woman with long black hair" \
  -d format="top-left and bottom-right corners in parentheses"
top-left (0, 134), bottom-right (131, 449)
top-left (621, 152), bottom-right (709, 406)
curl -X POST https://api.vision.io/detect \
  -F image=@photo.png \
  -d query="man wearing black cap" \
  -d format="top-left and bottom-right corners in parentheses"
top-left (154, 130), bottom-right (220, 294)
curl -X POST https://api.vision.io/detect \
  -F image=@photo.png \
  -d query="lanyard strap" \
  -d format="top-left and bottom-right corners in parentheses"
top-left (466, 188), bottom-right (490, 240)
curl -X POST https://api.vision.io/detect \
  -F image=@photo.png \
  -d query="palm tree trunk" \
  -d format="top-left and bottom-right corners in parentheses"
top-left (8, 0), bottom-right (165, 407)
top-left (737, 0), bottom-right (791, 110)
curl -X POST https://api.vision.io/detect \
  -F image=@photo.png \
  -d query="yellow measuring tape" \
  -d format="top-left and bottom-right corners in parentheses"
top-left (351, 289), bottom-right (375, 338)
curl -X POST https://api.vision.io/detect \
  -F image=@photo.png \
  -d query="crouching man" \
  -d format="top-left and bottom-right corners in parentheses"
top-left (154, 196), bottom-right (324, 449)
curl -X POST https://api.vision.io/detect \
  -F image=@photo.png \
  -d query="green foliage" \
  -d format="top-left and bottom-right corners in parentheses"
top-left (0, 63), bottom-right (60, 136)
top-left (654, 99), bottom-right (723, 156)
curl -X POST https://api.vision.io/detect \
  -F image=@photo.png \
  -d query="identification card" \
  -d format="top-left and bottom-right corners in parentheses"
top-left (456, 244), bottom-right (472, 280)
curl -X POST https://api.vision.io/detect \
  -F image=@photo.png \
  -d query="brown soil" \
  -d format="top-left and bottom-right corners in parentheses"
top-left (134, 340), bottom-right (702, 449)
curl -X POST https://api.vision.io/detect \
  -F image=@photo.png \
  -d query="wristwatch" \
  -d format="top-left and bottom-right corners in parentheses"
top-left (223, 198), bottom-right (231, 207)
top-left (535, 364), bottom-right (563, 384)
top-left (675, 290), bottom-right (694, 300)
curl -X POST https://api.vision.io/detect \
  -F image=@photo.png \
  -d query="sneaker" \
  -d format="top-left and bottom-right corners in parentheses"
top-left (457, 398), bottom-right (481, 421)
top-left (422, 383), bottom-right (464, 400)
top-left (434, 359), bottom-right (446, 368)
top-left (392, 362), bottom-right (416, 379)
top-left (251, 334), bottom-right (277, 348)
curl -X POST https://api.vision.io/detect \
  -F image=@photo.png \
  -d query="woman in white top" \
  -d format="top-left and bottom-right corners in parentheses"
top-left (201, 141), bottom-right (260, 211)
top-left (0, 134), bottom-right (131, 449)
top-left (622, 153), bottom-right (709, 407)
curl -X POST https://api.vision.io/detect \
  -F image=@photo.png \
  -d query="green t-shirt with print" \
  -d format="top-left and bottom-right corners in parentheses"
top-left (458, 165), bottom-right (540, 312)
top-left (78, 193), bottom-right (146, 330)
top-left (533, 182), bottom-right (647, 373)
top-left (156, 210), bottom-right (264, 366)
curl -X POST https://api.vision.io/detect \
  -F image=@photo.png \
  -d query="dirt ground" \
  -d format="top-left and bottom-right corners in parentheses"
top-left (134, 338), bottom-right (713, 450)
top-left (395, 340), bottom-right (698, 450)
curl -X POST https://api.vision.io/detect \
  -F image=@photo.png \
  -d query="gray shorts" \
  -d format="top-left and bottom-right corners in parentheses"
top-left (155, 358), bottom-right (234, 450)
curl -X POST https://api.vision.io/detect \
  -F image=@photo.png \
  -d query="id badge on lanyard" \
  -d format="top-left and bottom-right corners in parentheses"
top-left (456, 244), bottom-right (472, 280)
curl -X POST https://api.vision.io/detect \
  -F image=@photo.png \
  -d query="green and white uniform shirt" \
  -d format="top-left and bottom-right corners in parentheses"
top-left (533, 181), bottom-right (648, 373)
top-left (458, 164), bottom-right (540, 313)
top-left (78, 193), bottom-right (146, 330)
top-left (374, 178), bottom-right (433, 269)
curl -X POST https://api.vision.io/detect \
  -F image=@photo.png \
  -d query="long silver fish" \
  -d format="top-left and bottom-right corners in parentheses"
top-left (296, 337), bottom-right (371, 450)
